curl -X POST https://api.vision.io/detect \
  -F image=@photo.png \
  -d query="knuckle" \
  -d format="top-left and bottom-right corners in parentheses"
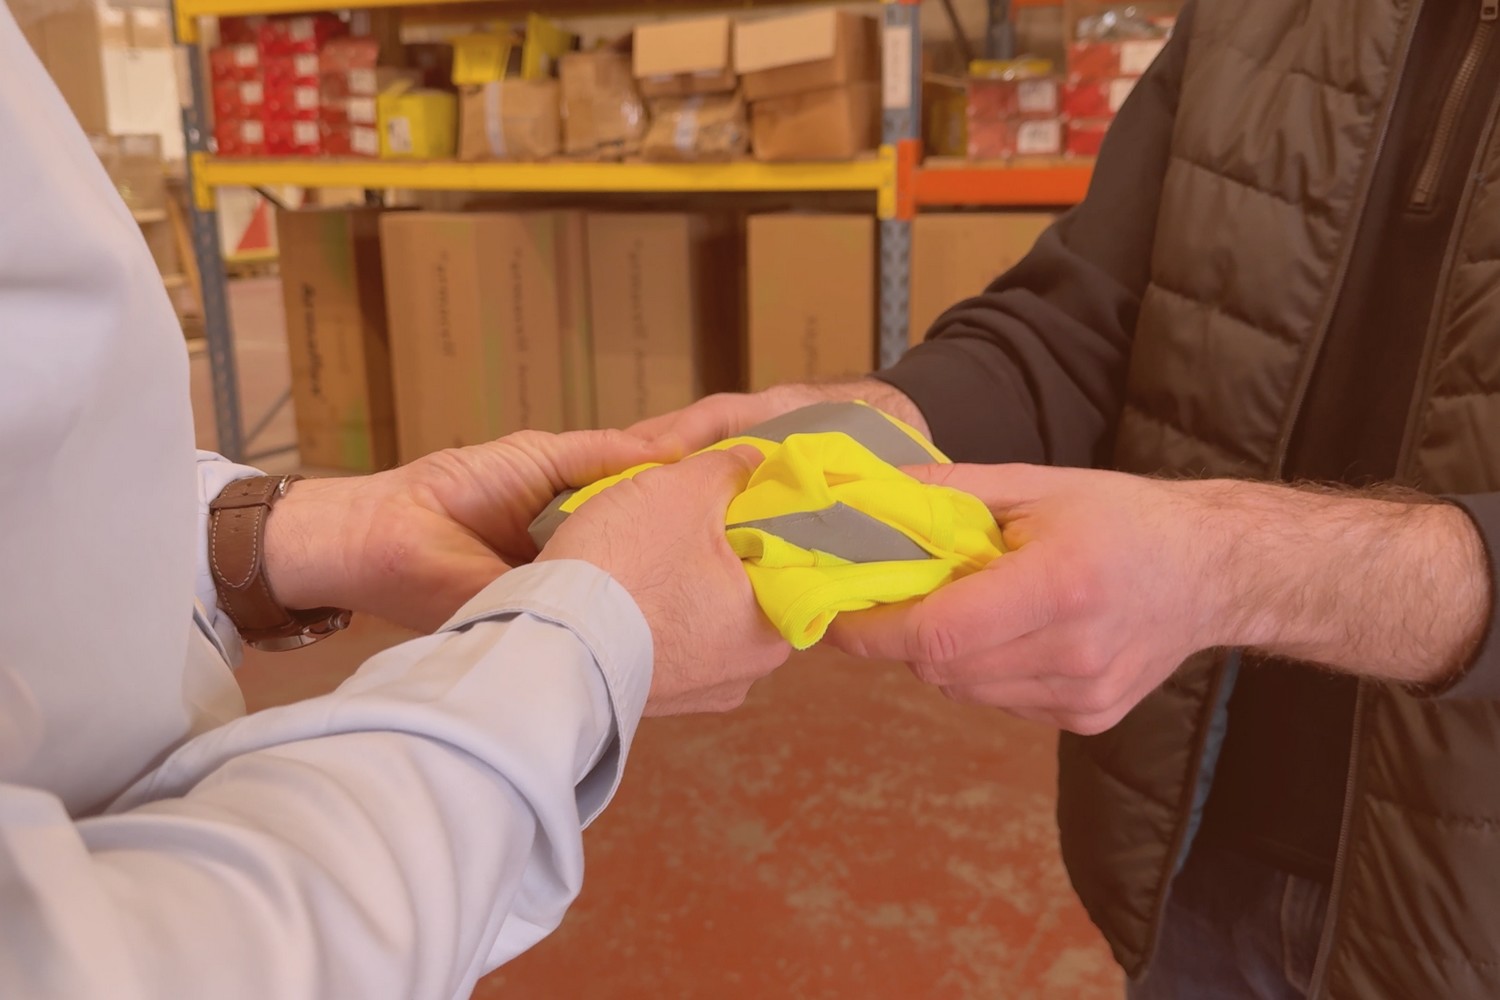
top-left (909, 659), bottom-right (949, 687)
top-left (912, 612), bottom-right (964, 665)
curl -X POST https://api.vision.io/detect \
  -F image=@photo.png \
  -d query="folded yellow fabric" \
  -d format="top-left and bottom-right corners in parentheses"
top-left (531, 402), bottom-right (1004, 649)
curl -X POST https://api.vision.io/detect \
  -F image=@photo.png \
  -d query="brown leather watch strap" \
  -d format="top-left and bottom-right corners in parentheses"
top-left (208, 475), bottom-right (351, 651)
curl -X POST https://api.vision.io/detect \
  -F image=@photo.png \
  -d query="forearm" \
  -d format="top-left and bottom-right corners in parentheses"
top-left (1196, 480), bottom-right (1491, 685)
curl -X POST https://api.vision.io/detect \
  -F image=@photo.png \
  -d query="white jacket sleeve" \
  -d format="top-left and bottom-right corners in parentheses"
top-left (193, 451), bottom-right (265, 662)
top-left (0, 561), bottom-right (652, 1000)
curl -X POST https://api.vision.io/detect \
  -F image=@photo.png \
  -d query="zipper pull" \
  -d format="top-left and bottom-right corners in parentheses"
top-left (1485, 0), bottom-right (1498, 21)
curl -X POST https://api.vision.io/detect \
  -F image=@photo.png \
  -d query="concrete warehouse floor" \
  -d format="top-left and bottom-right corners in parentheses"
top-left (190, 277), bottom-right (1122, 999)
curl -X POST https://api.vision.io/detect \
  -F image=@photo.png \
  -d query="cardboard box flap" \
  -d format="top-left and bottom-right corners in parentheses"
top-left (734, 9), bottom-right (840, 75)
top-left (634, 16), bottom-right (731, 79)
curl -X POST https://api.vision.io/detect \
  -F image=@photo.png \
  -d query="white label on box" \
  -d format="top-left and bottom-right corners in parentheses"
top-left (290, 17), bottom-right (315, 42)
top-left (352, 127), bottom-right (379, 156)
top-left (347, 97), bottom-right (376, 123)
top-left (882, 23), bottom-right (913, 110)
top-left (1108, 77), bottom-right (1138, 113)
top-left (241, 119), bottom-right (264, 143)
top-left (348, 68), bottom-right (376, 94)
top-left (386, 117), bottom-right (413, 154)
top-left (1120, 39), bottom-right (1166, 76)
top-left (295, 86), bottom-right (318, 110)
top-left (240, 80), bottom-right (263, 105)
top-left (1018, 79), bottom-right (1059, 115)
top-left (1017, 119), bottom-right (1062, 155)
top-left (233, 44), bottom-right (256, 68)
top-left (294, 53), bottom-right (318, 77)
top-left (293, 121), bottom-right (318, 145)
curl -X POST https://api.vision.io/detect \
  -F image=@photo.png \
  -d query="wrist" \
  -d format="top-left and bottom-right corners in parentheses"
top-left (261, 477), bottom-right (360, 612)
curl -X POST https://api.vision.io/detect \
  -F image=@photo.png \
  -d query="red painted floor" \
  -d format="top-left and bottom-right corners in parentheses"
top-left (205, 278), bottom-right (1123, 999)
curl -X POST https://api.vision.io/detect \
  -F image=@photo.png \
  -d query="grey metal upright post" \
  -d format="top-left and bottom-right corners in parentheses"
top-left (176, 7), bottom-right (244, 461)
top-left (879, 0), bottom-right (922, 369)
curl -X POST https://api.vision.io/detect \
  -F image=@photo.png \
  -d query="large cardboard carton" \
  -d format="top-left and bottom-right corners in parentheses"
top-left (586, 213), bottom-right (741, 427)
top-left (633, 15), bottom-right (736, 98)
top-left (379, 212), bottom-right (568, 461)
top-left (554, 211), bottom-right (596, 430)
top-left (643, 92), bottom-right (749, 161)
top-left (747, 214), bottom-right (874, 390)
top-left (457, 80), bottom-right (562, 161)
top-left (34, 5), bottom-right (182, 158)
top-left (92, 133), bottom-right (168, 215)
top-left (750, 82), bottom-right (879, 161)
top-left (276, 208), bottom-right (399, 472)
top-left (909, 213), bottom-right (1055, 344)
top-left (735, 10), bottom-right (879, 103)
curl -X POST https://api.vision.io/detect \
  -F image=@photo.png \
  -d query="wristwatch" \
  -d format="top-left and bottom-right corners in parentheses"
top-left (208, 474), bottom-right (352, 651)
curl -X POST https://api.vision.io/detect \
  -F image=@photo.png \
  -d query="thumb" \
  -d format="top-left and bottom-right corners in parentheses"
top-left (542, 428), bottom-right (684, 488)
top-left (901, 462), bottom-right (1054, 515)
top-left (678, 444), bottom-right (764, 507)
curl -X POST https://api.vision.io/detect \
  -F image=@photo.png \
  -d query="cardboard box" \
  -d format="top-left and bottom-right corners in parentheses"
top-left (559, 49), bottom-right (646, 157)
top-left (257, 14), bottom-right (345, 57)
top-left (377, 81), bottom-right (457, 159)
top-left (554, 212), bottom-right (596, 430)
top-left (642, 92), bottom-right (749, 161)
top-left (750, 82), bottom-right (879, 161)
top-left (633, 15), bottom-right (736, 98)
top-left (94, 133), bottom-right (168, 214)
top-left (457, 80), bottom-right (561, 161)
top-left (210, 44), bottom-right (261, 82)
top-left (1067, 39), bottom-right (1166, 80)
top-left (585, 213), bottom-right (740, 426)
top-left (128, 9), bottom-right (172, 48)
top-left (735, 10), bottom-right (879, 103)
top-left (276, 208), bottom-right (399, 472)
top-left (140, 217), bottom-right (180, 277)
top-left (747, 214), bottom-right (874, 390)
top-left (264, 81), bottom-right (321, 120)
top-left (1061, 76), bottom-right (1137, 118)
top-left (215, 119), bottom-right (266, 157)
top-left (264, 52), bottom-right (321, 88)
top-left (319, 36), bottom-right (379, 75)
top-left (909, 213), bottom-right (1054, 343)
top-left (379, 212), bottom-right (569, 461)
top-left (968, 116), bottom-right (1062, 159)
top-left (321, 121), bottom-right (381, 157)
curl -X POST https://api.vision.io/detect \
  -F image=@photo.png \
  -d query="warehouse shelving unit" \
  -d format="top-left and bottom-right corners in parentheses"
top-left (171, 0), bottom-right (1092, 461)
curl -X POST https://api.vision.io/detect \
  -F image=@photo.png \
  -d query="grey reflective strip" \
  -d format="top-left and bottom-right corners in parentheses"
top-left (729, 502), bottom-right (929, 563)
top-left (527, 490), bottom-right (576, 549)
top-left (741, 401), bottom-right (936, 468)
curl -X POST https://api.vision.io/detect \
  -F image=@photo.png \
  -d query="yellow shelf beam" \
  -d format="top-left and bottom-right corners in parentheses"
top-left (192, 154), bottom-right (889, 210)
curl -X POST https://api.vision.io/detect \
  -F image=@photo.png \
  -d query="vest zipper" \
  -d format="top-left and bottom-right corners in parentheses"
top-left (1410, 0), bottom-right (1497, 211)
top-left (1305, 685), bottom-right (1368, 997)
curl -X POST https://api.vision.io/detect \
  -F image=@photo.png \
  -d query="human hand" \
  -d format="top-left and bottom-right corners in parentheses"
top-left (261, 430), bottom-right (673, 633)
top-left (537, 447), bottom-right (792, 715)
top-left (627, 379), bottom-right (932, 453)
top-left (826, 464), bottom-right (1224, 734)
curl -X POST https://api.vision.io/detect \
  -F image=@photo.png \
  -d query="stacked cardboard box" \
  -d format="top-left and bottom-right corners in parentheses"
top-left (908, 213), bottom-right (1055, 344)
top-left (455, 17), bottom-right (573, 161)
top-left (966, 60), bottom-right (1061, 160)
top-left (633, 16), bottom-right (748, 162)
top-left (586, 213), bottom-right (741, 426)
top-left (747, 215), bottom-right (874, 390)
top-left (1062, 6), bottom-right (1175, 157)
top-left (379, 212), bottom-right (576, 462)
top-left (276, 207), bottom-right (399, 471)
top-left (559, 46), bottom-right (646, 159)
top-left (24, 5), bottom-right (183, 159)
top-left (735, 10), bottom-right (881, 162)
top-left (211, 13), bottom-right (346, 157)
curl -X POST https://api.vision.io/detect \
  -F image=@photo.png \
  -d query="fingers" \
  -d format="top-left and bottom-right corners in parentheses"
top-left (901, 463), bottom-right (1064, 516)
top-left (638, 444), bottom-right (763, 519)
top-left (826, 545), bottom-right (1057, 665)
top-left (627, 394), bottom-right (760, 452)
top-left (539, 428), bottom-right (683, 488)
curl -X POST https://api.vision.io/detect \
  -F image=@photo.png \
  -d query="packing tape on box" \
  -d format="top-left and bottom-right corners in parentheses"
top-left (674, 97), bottom-right (700, 154)
top-left (483, 81), bottom-right (507, 158)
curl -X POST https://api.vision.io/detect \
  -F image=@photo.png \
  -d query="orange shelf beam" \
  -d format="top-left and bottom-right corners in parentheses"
top-left (913, 162), bottom-right (1094, 207)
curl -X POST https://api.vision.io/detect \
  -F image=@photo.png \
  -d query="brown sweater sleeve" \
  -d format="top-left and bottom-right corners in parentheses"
top-left (876, 2), bottom-right (1195, 468)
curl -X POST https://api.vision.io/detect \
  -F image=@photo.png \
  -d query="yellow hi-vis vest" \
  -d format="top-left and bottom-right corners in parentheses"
top-left (528, 402), bottom-right (1004, 649)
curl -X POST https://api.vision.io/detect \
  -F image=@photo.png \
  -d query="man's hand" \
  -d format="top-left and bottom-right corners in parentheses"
top-left (261, 430), bottom-right (673, 633)
top-left (627, 379), bottom-right (932, 453)
top-left (828, 464), bottom-right (1492, 734)
top-left (537, 448), bottom-right (792, 715)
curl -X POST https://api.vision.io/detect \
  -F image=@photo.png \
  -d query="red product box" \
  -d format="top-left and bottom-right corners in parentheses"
top-left (211, 78), bottom-right (266, 118)
top-left (263, 118), bottom-right (297, 155)
top-left (258, 14), bottom-right (345, 57)
top-left (968, 116), bottom-right (1063, 160)
top-left (1066, 118), bottom-right (1112, 158)
top-left (263, 52), bottom-right (321, 88)
top-left (321, 121), bottom-right (380, 158)
top-left (218, 15), bottom-right (265, 45)
top-left (290, 119), bottom-right (322, 156)
top-left (967, 75), bottom-right (1060, 122)
top-left (215, 119), bottom-right (266, 157)
top-left (1067, 39), bottom-right (1166, 80)
top-left (208, 44), bottom-right (260, 83)
top-left (1062, 77), bottom-right (1138, 119)
top-left (264, 81), bottom-right (322, 120)
top-left (319, 36), bottom-right (380, 75)
top-left (321, 94), bottom-right (379, 126)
